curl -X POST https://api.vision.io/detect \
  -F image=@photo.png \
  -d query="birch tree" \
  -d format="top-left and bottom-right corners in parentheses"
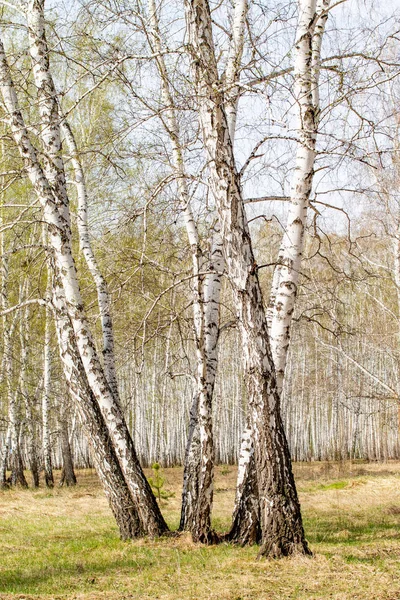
top-left (42, 267), bottom-right (54, 487)
top-left (20, 307), bottom-right (40, 488)
top-left (146, 0), bottom-right (225, 541)
top-left (228, 0), bottom-right (332, 542)
top-left (0, 230), bottom-right (28, 487)
top-left (0, 0), bottom-right (168, 537)
top-left (268, 0), bottom-right (330, 394)
top-left (185, 0), bottom-right (310, 557)
top-left (61, 119), bottom-right (120, 401)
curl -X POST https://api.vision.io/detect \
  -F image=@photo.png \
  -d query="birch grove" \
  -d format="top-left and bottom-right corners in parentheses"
top-left (0, 0), bottom-right (400, 558)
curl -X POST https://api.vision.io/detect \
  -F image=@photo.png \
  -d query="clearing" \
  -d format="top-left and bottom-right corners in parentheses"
top-left (1, 461), bottom-right (400, 599)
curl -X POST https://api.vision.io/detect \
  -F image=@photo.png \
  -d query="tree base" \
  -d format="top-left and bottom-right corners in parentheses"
top-left (257, 538), bottom-right (312, 559)
top-left (192, 529), bottom-right (221, 545)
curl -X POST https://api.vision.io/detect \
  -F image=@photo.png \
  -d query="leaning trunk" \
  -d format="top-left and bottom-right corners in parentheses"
top-left (0, 7), bottom-right (168, 537)
top-left (51, 276), bottom-right (142, 539)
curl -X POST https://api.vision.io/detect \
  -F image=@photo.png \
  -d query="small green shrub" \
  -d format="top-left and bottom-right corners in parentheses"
top-left (148, 463), bottom-right (175, 503)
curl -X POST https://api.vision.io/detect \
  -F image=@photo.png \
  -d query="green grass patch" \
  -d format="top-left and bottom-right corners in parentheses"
top-left (318, 480), bottom-right (348, 490)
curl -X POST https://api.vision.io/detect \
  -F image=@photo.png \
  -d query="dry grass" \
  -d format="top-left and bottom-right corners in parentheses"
top-left (1, 462), bottom-right (400, 599)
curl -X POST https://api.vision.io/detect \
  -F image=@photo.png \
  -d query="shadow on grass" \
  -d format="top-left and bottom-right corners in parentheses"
top-left (0, 541), bottom-right (161, 594)
top-left (305, 515), bottom-right (400, 546)
top-left (0, 529), bottom-right (239, 595)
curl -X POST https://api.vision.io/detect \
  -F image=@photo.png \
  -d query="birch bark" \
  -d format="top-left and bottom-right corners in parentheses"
top-left (61, 119), bottom-right (119, 401)
top-left (185, 0), bottom-right (310, 557)
top-left (58, 402), bottom-right (77, 487)
top-left (1, 237), bottom-right (27, 487)
top-left (218, 0), bottom-right (262, 544)
top-left (20, 308), bottom-right (40, 488)
top-left (42, 263), bottom-right (54, 487)
top-left (50, 271), bottom-right (142, 538)
top-left (0, 218), bottom-right (9, 488)
top-left (224, 0), bottom-right (248, 145)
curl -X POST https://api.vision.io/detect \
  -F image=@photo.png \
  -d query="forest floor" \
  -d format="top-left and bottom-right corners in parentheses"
top-left (1, 461), bottom-right (400, 599)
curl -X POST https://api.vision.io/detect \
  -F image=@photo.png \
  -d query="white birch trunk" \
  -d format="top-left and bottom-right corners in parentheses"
top-left (218, 0), bottom-right (257, 538)
top-left (224, 0), bottom-right (248, 145)
top-left (232, 0), bottom-right (330, 537)
top-left (42, 259), bottom-right (54, 488)
top-left (269, 0), bottom-right (329, 395)
top-left (148, 0), bottom-right (223, 541)
top-left (61, 119), bottom-right (119, 400)
top-left (1, 228), bottom-right (27, 487)
top-left (0, 217), bottom-right (9, 487)
top-left (20, 305), bottom-right (40, 488)
top-left (49, 269), bottom-right (142, 538)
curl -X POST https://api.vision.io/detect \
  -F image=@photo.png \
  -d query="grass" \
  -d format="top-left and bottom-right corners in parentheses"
top-left (1, 462), bottom-right (400, 599)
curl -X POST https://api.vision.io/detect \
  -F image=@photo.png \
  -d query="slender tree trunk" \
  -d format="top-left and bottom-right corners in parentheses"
top-left (191, 230), bottom-right (224, 542)
top-left (0, 212), bottom-right (9, 488)
top-left (0, 426), bottom-right (10, 488)
top-left (20, 311), bottom-right (40, 488)
top-left (9, 393), bottom-right (28, 488)
top-left (147, 0), bottom-right (222, 541)
top-left (42, 274), bottom-right (54, 488)
top-left (58, 403), bottom-right (77, 487)
top-left (224, 0), bottom-right (248, 144)
top-left (61, 119), bottom-right (119, 400)
top-left (2, 263), bottom-right (27, 488)
top-left (269, 0), bottom-right (329, 395)
top-left (185, 0), bottom-right (310, 557)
